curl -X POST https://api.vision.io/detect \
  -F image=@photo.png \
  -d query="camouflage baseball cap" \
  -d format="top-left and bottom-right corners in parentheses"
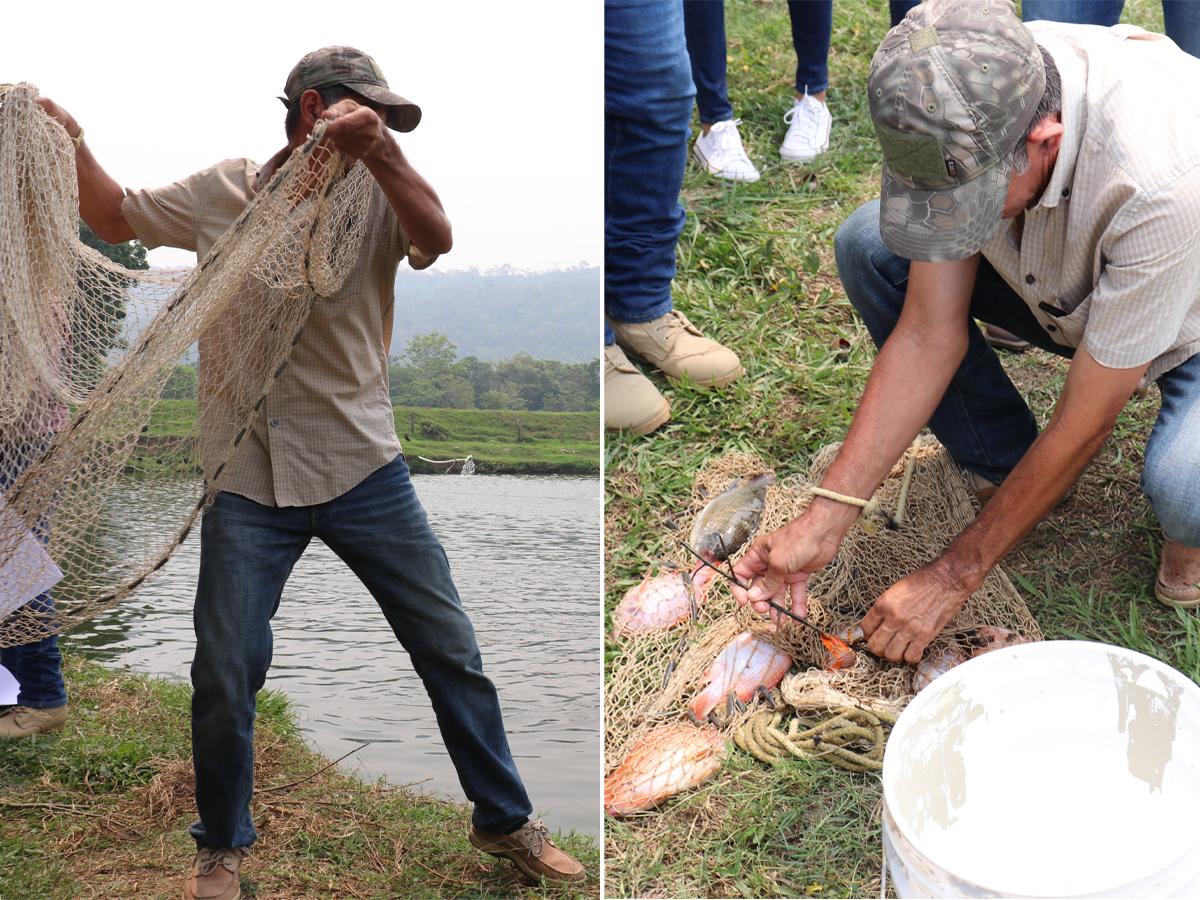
top-left (868, 0), bottom-right (1045, 261)
top-left (280, 46), bottom-right (421, 133)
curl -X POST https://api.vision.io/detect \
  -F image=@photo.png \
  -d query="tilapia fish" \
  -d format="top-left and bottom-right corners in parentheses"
top-left (604, 722), bottom-right (726, 817)
top-left (690, 631), bottom-right (792, 719)
top-left (611, 567), bottom-right (715, 638)
top-left (690, 472), bottom-right (775, 562)
top-left (912, 626), bottom-right (1032, 692)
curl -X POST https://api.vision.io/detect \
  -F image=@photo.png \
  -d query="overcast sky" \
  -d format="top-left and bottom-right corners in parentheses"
top-left (2, 1), bottom-right (601, 272)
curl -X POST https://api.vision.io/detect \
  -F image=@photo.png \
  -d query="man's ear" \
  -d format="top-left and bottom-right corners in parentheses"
top-left (299, 89), bottom-right (323, 128)
top-left (1028, 116), bottom-right (1065, 157)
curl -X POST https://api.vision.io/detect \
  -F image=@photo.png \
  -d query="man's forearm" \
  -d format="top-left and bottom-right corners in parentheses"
top-left (363, 138), bottom-right (452, 255)
top-left (813, 257), bottom-right (979, 535)
top-left (75, 143), bottom-right (132, 243)
top-left (939, 417), bottom-right (1109, 592)
top-left (939, 350), bottom-right (1144, 591)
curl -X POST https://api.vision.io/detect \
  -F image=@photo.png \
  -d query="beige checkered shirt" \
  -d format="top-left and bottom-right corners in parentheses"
top-left (979, 22), bottom-right (1200, 382)
top-left (123, 158), bottom-right (421, 507)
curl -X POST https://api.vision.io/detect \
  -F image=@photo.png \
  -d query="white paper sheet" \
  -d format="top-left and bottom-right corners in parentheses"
top-left (0, 497), bottom-right (63, 621)
top-left (0, 664), bottom-right (19, 705)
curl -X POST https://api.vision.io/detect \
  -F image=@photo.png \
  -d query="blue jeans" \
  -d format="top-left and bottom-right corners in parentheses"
top-left (684, 1), bottom-right (734, 125)
top-left (0, 445), bottom-right (67, 710)
top-left (1022, 0), bottom-right (1200, 59)
top-left (836, 201), bottom-right (1200, 545)
top-left (605, 0), bottom-right (695, 345)
top-left (187, 455), bottom-right (532, 849)
top-left (787, 2), bottom-right (918, 96)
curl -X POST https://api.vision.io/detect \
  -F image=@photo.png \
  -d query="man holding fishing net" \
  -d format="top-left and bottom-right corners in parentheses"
top-left (35, 47), bottom-right (584, 897)
top-left (734, 0), bottom-right (1200, 662)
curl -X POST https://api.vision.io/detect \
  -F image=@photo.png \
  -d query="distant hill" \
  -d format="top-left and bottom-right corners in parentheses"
top-left (392, 265), bottom-right (600, 362)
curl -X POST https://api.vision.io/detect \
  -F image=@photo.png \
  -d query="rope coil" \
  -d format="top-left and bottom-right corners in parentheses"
top-left (733, 705), bottom-right (897, 772)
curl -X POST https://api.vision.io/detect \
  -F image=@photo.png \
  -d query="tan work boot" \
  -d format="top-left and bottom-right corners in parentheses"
top-left (611, 310), bottom-right (743, 388)
top-left (604, 344), bottom-right (670, 435)
top-left (183, 847), bottom-right (246, 900)
top-left (469, 819), bottom-right (586, 884)
top-left (0, 704), bottom-right (66, 739)
top-left (1155, 539), bottom-right (1200, 608)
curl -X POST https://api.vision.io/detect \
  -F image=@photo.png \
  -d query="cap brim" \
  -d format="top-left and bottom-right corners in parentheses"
top-left (878, 159), bottom-right (1009, 262)
top-left (344, 81), bottom-right (422, 132)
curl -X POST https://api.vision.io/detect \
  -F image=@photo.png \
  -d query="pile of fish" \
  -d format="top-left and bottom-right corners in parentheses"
top-left (606, 468), bottom-right (1036, 819)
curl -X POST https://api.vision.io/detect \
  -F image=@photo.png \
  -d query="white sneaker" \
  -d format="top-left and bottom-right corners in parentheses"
top-left (780, 94), bottom-right (831, 162)
top-left (692, 120), bottom-right (760, 183)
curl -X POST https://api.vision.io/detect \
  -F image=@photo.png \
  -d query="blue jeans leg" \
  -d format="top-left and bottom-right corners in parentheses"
top-left (890, 1), bottom-right (920, 27)
top-left (835, 200), bottom-right (1062, 485)
top-left (188, 492), bottom-right (311, 849)
top-left (1021, 0), bottom-right (1124, 24)
top-left (1142, 354), bottom-right (1200, 546)
top-left (605, 0), bottom-right (694, 333)
top-left (684, 1), bottom-right (734, 124)
top-left (314, 455), bottom-right (532, 834)
top-left (788, 1), bottom-right (832, 95)
top-left (0, 449), bottom-right (67, 710)
top-left (0, 591), bottom-right (67, 709)
top-left (1162, 1), bottom-right (1200, 58)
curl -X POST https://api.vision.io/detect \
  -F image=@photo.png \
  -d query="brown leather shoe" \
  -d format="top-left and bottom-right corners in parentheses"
top-left (183, 847), bottom-right (246, 900)
top-left (1155, 539), bottom-right (1200, 608)
top-left (0, 704), bottom-right (66, 739)
top-left (469, 819), bottom-right (586, 884)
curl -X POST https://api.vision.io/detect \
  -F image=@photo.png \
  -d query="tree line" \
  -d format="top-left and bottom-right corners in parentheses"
top-left (164, 332), bottom-right (600, 412)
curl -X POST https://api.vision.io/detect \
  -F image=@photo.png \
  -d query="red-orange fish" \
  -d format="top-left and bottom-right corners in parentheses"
top-left (690, 631), bottom-right (792, 719)
top-left (611, 567), bottom-right (714, 638)
top-left (821, 633), bottom-right (858, 670)
top-left (604, 723), bottom-right (726, 817)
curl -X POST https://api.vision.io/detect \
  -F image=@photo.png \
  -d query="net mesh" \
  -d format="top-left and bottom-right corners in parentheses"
top-left (0, 83), bottom-right (371, 648)
top-left (605, 437), bottom-right (1042, 773)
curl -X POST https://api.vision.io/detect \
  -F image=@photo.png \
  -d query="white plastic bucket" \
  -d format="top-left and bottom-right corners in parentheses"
top-left (882, 640), bottom-right (1200, 898)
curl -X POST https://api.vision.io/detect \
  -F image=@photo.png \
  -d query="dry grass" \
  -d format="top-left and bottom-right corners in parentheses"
top-left (0, 658), bottom-right (598, 899)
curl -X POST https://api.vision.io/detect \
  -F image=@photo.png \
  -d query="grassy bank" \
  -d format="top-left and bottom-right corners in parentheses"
top-left (0, 658), bottom-right (598, 899)
top-left (142, 401), bottom-right (599, 475)
top-left (604, 1), bottom-right (1191, 897)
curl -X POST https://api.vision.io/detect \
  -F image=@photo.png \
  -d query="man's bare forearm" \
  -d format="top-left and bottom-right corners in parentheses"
top-left (810, 258), bottom-right (978, 537)
top-left (35, 98), bottom-right (131, 242)
top-left (75, 143), bottom-right (133, 242)
top-left (939, 350), bottom-right (1145, 592)
top-left (363, 138), bottom-right (452, 256)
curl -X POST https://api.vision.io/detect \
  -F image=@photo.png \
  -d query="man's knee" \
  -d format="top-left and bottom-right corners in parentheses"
top-left (1142, 451), bottom-right (1200, 544)
top-left (835, 200), bottom-right (909, 331)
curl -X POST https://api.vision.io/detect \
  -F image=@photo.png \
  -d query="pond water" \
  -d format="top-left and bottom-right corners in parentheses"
top-left (64, 473), bottom-right (601, 836)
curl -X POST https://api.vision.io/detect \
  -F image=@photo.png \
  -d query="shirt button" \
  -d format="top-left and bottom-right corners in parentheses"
top-left (1025, 274), bottom-right (1036, 285)
top-left (270, 419), bottom-right (279, 428)
top-left (1061, 188), bottom-right (1071, 198)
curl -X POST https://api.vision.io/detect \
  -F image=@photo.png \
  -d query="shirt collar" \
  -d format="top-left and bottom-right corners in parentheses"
top-left (1031, 27), bottom-right (1087, 210)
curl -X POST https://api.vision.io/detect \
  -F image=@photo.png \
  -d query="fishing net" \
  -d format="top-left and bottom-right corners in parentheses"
top-left (605, 437), bottom-right (1042, 774)
top-left (0, 82), bottom-right (371, 648)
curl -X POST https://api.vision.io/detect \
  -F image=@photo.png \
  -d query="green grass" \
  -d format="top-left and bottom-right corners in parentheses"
top-left (604, 1), bottom-right (1181, 896)
top-left (0, 658), bottom-right (598, 899)
top-left (140, 400), bottom-right (599, 475)
top-left (394, 406), bottom-right (599, 474)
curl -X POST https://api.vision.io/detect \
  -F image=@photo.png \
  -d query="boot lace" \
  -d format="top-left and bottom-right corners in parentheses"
top-left (515, 819), bottom-right (551, 856)
top-left (195, 847), bottom-right (244, 876)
